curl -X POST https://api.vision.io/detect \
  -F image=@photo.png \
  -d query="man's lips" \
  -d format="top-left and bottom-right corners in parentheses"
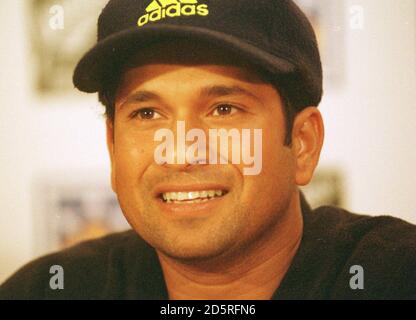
top-left (154, 187), bottom-right (230, 216)
top-left (155, 183), bottom-right (230, 216)
top-left (151, 183), bottom-right (232, 216)
top-left (153, 183), bottom-right (230, 203)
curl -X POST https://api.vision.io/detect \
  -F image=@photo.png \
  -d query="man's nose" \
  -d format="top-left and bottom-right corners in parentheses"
top-left (161, 118), bottom-right (210, 170)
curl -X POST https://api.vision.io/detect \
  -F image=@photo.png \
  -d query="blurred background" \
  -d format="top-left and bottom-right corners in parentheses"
top-left (0, 0), bottom-right (415, 283)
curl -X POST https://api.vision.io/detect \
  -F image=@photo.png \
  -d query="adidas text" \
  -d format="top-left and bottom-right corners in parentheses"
top-left (138, 1), bottom-right (209, 27)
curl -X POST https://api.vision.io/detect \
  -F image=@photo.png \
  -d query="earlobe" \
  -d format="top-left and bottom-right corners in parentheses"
top-left (292, 107), bottom-right (325, 186)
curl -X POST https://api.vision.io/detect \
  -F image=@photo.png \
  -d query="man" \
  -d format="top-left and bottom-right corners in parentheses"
top-left (1, 0), bottom-right (415, 300)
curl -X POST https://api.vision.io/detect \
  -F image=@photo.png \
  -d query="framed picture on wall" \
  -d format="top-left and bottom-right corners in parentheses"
top-left (30, 0), bottom-right (108, 94)
top-left (301, 168), bottom-right (345, 209)
top-left (33, 172), bottom-right (130, 255)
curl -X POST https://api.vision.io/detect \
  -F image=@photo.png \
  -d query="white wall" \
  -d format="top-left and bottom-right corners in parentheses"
top-left (0, 0), bottom-right (415, 283)
top-left (320, 0), bottom-right (416, 223)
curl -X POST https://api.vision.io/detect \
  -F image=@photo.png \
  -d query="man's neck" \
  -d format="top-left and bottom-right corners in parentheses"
top-left (157, 192), bottom-right (304, 300)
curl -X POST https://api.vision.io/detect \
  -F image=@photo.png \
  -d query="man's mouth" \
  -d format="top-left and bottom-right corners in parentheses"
top-left (160, 190), bottom-right (228, 204)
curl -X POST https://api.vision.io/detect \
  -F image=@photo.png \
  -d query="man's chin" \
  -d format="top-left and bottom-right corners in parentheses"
top-left (155, 239), bottom-right (235, 265)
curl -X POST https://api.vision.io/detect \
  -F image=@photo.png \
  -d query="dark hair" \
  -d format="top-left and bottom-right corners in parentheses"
top-left (98, 71), bottom-right (300, 147)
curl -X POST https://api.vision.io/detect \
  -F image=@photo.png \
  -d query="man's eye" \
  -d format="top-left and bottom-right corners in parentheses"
top-left (130, 108), bottom-right (162, 120)
top-left (211, 104), bottom-right (238, 117)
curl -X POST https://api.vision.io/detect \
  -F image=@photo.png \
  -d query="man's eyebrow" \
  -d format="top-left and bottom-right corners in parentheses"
top-left (200, 85), bottom-right (263, 104)
top-left (118, 90), bottom-right (161, 109)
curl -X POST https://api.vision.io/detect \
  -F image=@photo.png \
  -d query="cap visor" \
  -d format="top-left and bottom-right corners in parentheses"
top-left (73, 24), bottom-right (295, 93)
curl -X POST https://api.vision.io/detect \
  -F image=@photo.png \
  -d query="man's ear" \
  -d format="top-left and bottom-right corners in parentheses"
top-left (106, 119), bottom-right (117, 193)
top-left (291, 107), bottom-right (325, 186)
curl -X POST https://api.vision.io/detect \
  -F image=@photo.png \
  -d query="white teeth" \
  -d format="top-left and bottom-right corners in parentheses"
top-left (161, 190), bottom-right (226, 203)
top-left (190, 192), bottom-right (199, 199)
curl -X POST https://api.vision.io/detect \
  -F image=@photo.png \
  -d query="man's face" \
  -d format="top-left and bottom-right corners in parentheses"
top-left (107, 42), bottom-right (297, 261)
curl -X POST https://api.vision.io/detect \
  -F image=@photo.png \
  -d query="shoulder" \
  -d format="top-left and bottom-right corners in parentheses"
top-left (0, 230), bottom-right (142, 300)
top-left (311, 205), bottom-right (416, 251)
top-left (309, 206), bottom-right (416, 299)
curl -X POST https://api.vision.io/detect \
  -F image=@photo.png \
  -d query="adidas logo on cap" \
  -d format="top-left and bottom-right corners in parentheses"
top-left (138, 0), bottom-right (209, 27)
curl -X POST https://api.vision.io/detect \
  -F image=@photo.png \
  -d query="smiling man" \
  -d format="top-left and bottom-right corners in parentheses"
top-left (106, 40), bottom-right (315, 300)
top-left (1, 0), bottom-right (415, 300)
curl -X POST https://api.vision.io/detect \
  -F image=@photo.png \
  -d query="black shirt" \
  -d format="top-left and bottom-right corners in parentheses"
top-left (1, 195), bottom-right (415, 300)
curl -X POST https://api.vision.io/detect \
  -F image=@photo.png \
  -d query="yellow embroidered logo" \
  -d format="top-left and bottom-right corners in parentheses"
top-left (138, 0), bottom-right (209, 27)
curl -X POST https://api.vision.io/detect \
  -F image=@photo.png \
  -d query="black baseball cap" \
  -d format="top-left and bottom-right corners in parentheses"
top-left (73, 0), bottom-right (323, 108)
